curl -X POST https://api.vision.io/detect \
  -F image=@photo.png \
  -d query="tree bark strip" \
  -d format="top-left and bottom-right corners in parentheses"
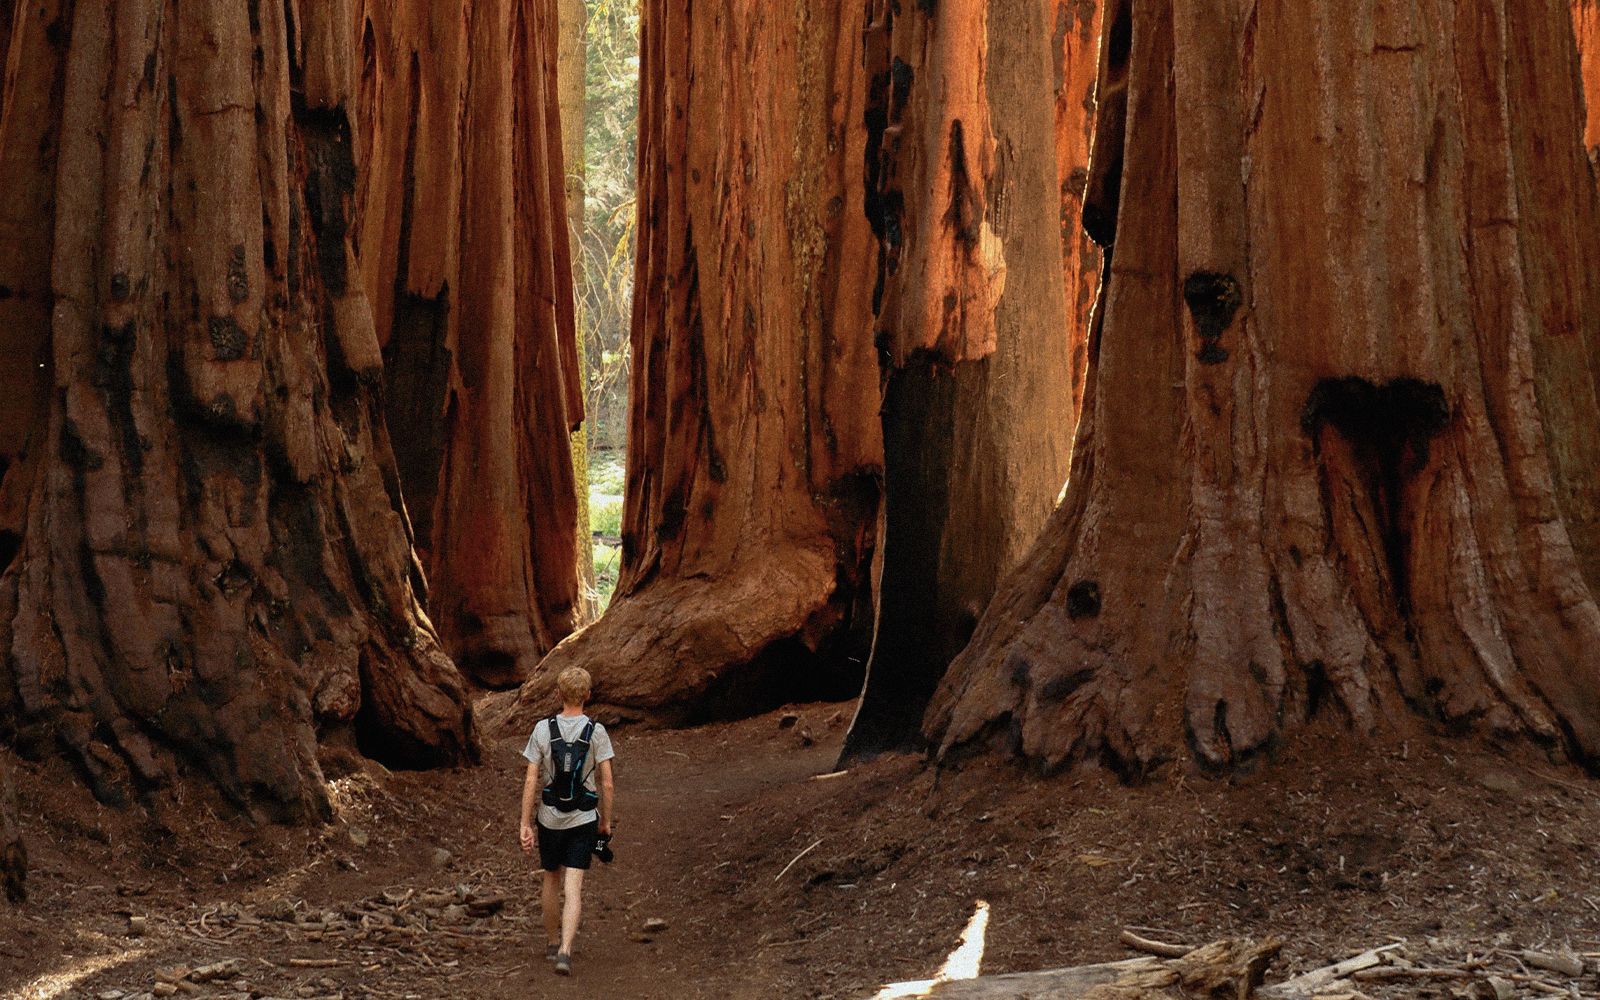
top-left (928, 0), bottom-right (1600, 774)
top-left (505, 0), bottom-right (884, 726)
top-left (353, 0), bottom-right (586, 687)
top-left (0, 0), bottom-right (477, 821)
top-left (844, 0), bottom-right (1087, 755)
top-left (1049, 0), bottom-right (1105, 420)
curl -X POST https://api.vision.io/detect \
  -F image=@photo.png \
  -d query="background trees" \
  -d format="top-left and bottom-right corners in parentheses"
top-left (929, 0), bottom-right (1600, 774)
top-left (353, 0), bottom-right (585, 689)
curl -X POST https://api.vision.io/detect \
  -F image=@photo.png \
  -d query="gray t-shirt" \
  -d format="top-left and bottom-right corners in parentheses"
top-left (522, 714), bottom-right (614, 830)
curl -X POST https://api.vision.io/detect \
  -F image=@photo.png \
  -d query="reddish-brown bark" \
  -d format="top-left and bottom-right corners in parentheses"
top-left (844, 0), bottom-right (1089, 755)
top-left (353, 0), bottom-right (585, 688)
top-left (1049, 0), bottom-right (1104, 419)
top-left (929, 0), bottom-right (1600, 774)
top-left (0, 0), bottom-right (477, 821)
top-left (1576, 1), bottom-right (1600, 169)
top-left (501, 0), bottom-right (884, 726)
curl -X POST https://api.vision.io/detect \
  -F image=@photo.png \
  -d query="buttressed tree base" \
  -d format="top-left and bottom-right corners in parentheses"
top-left (0, 0), bottom-right (479, 822)
top-left (506, 0), bottom-right (885, 727)
top-left (930, 0), bottom-right (1600, 775)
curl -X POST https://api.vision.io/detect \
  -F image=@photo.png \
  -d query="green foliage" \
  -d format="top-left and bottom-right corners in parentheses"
top-left (589, 448), bottom-right (627, 496)
top-left (591, 496), bottom-right (624, 539)
top-left (591, 541), bottom-right (621, 609)
top-left (578, 0), bottom-right (640, 450)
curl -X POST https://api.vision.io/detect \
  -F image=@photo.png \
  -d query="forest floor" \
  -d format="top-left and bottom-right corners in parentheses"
top-left (3, 703), bottom-right (1600, 1000)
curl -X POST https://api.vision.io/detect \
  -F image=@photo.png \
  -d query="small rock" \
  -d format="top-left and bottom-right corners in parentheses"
top-left (430, 847), bottom-right (453, 868)
top-left (778, 712), bottom-right (800, 730)
top-left (440, 904), bottom-right (468, 925)
top-left (346, 825), bottom-right (369, 848)
top-left (1477, 770), bottom-right (1523, 796)
top-left (643, 917), bottom-right (669, 934)
top-left (256, 898), bottom-right (296, 922)
top-left (97, 990), bottom-right (125, 999)
top-left (1474, 977), bottom-right (1515, 1000)
top-left (1523, 949), bottom-right (1585, 978)
top-left (794, 727), bottom-right (815, 748)
top-left (127, 914), bottom-right (147, 937)
top-left (152, 986), bottom-right (178, 999)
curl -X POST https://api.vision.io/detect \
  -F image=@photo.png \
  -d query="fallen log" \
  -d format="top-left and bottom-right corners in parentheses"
top-left (1, 755), bottom-right (23, 903)
top-left (889, 939), bottom-right (1281, 999)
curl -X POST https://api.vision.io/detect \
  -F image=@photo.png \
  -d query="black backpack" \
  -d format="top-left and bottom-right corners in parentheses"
top-left (541, 717), bottom-right (600, 813)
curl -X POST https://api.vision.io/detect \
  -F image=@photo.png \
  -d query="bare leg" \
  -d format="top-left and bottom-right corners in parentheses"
top-left (541, 869), bottom-right (562, 949)
top-left (560, 866), bottom-right (586, 955)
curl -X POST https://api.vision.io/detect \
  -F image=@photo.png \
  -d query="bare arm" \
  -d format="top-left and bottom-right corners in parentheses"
top-left (597, 758), bottom-right (615, 836)
top-left (518, 762), bottom-right (539, 854)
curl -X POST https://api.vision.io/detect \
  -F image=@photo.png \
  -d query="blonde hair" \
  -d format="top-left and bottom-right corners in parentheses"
top-left (557, 666), bottom-right (592, 705)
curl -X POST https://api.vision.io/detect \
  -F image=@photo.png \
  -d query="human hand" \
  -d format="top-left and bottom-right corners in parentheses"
top-left (520, 823), bottom-right (534, 855)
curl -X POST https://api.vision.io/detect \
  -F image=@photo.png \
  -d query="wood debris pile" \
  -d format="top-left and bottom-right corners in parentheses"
top-left (1263, 940), bottom-right (1599, 999)
top-left (92, 883), bottom-right (520, 1000)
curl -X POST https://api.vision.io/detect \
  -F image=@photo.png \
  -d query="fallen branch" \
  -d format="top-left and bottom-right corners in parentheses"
top-left (1351, 967), bottom-right (1470, 982)
top-left (1120, 929), bottom-right (1193, 959)
top-left (774, 838), bottom-right (823, 882)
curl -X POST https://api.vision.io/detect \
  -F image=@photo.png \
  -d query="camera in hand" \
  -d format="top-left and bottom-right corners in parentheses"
top-left (594, 833), bottom-right (615, 864)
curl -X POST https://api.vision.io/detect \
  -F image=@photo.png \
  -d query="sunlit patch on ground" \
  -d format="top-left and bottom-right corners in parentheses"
top-left (15, 946), bottom-right (146, 1000)
top-left (873, 899), bottom-right (989, 999)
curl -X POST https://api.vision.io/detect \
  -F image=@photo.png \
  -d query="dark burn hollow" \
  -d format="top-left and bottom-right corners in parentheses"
top-left (1302, 376), bottom-right (1450, 613)
top-left (1182, 271), bottom-right (1242, 365)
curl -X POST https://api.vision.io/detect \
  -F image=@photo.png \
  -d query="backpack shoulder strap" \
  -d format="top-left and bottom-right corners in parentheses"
top-left (547, 717), bottom-right (562, 745)
top-left (579, 721), bottom-right (596, 744)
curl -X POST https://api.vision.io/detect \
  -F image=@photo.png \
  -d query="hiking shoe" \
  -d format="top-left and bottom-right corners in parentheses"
top-left (554, 953), bottom-right (572, 976)
top-left (545, 943), bottom-right (559, 962)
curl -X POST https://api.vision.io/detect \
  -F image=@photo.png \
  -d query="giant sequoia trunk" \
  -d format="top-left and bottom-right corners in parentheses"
top-left (354, 0), bottom-right (585, 688)
top-left (505, 0), bottom-right (884, 725)
top-left (928, 0), bottom-right (1600, 773)
top-left (842, 0), bottom-right (1088, 755)
top-left (0, 0), bottom-right (477, 821)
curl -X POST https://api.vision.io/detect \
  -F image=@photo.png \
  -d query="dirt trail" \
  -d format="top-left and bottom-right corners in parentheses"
top-left (5, 706), bottom-right (1600, 1000)
top-left (0, 706), bottom-right (856, 1000)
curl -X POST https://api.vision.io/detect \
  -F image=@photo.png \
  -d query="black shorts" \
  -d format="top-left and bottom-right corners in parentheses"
top-left (537, 820), bottom-right (598, 872)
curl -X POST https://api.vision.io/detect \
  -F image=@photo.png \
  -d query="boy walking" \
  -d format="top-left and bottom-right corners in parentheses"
top-left (519, 666), bottom-right (615, 977)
